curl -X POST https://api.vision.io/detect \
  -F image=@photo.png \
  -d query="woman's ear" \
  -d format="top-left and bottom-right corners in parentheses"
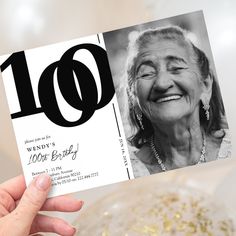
top-left (200, 75), bottom-right (213, 102)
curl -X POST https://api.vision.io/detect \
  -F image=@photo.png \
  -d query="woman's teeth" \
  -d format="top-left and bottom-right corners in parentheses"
top-left (156, 95), bottom-right (181, 103)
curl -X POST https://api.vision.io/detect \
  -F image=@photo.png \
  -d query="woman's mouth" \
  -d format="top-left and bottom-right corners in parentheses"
top-left (155, 95), bottom-right (182, 103)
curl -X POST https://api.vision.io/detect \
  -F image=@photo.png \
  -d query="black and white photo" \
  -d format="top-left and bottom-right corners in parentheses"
top-left (104, 11), bottom-right (232, 177)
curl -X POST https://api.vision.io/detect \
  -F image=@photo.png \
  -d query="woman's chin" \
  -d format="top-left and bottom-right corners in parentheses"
top-left (151, 114), bottom-right (185, 126)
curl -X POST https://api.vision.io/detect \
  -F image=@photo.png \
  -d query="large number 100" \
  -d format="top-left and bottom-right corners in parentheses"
top-left (0, 44), bottom-right (115, 127)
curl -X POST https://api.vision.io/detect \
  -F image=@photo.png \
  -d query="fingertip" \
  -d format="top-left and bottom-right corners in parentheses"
top-left (80, 200), bottom-right (84, 207)
top-left (75, 200), bottom-right (84, 211)
top-left (71, 227), bottom-right (77, 236)
top-left (58, 222), bottom-right (77, 236)
top-left (72, 227), bottom-right (78, 236)
top-left (64, 199), bottom-right (84, 212)
top-left (34, 174), bottom-right (51, 191)
top-left (76, 200), bottom-right (85, 211)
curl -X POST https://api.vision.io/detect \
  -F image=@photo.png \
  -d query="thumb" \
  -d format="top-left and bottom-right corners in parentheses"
top-left (11, 174), bottom-right (51, 234)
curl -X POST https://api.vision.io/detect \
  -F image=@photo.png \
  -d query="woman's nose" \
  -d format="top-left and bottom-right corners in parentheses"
top-left (152, 71), bottom-right (174, 92)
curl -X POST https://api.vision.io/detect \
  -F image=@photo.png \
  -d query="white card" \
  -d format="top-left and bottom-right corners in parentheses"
top-left (0, 33), bottom-right (134, 197)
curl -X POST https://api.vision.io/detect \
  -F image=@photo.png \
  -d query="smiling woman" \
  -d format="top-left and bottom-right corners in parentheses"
top-left (102, 14), bottom-right (232, 176)
top-left (132, 29), bottom-right (207, 126)
top-left (124, 25), bottom-right (231, 175)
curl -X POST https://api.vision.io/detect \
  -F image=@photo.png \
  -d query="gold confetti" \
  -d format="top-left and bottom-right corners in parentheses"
top-left (76, 190), bottom-right (235, 235)
top-left (163, 219), bottom-right (172, 232)
top-left (174, 211), bottom-right (182, 220)
top-left (188, 222), bottom-right (197, 233)
top-left (101, 228), bottom-right (109, 236)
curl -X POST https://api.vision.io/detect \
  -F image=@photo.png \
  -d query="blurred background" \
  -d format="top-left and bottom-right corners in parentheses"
top-left (0, 0), bottom-right (236, 235)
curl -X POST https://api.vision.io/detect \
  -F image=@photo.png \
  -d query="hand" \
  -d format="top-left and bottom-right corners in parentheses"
top-left (0, 174), bottom-right (84, 236)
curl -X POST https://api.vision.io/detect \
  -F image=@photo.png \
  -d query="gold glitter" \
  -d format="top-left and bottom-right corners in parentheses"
top-left (188, 222), bottom-right (197, 233)
top-left (133, 224), bottom-right (159, 235)
top-left (196, 211), bottom-right (203, 219)
top-left (185, 233), bottom-right (194, 236)
top-left (163, 219), bottom-right (172, 232)
top-left (219, 220), bottom-right (232, 236)
top-left (143, 225), bottom-right (158, 233)
top-left (207, 232), bottom-right (213, 236)
top-left (75, 189), bottom-right (235, 235)
top-left (148, 208), bottom-right (159, 216)
top-left (101, 228), bottom-right (109, 236)
top-left (190, 199), bottom-right (199, 208)
top-left (174, 211), bottom-right (182, 220)
top-left (177, 221), bottom-right (187, 231)
top-left (181, 202), bottom-right (187, 211)
top-left (200, 222), bottom-right (207, 233)
top-left (161, 193), bottom-right (179, 206)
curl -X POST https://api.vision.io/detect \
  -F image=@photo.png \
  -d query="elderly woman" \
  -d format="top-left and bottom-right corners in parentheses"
top-left (126, 26), bottom-right (231, 175)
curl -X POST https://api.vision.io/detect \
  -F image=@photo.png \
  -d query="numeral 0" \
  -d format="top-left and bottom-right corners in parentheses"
top-left (0, 43), bottom-right (115, 127)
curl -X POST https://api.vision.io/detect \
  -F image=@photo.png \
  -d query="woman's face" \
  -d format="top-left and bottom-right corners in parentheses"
top-left (134, 38), bottom-right (206, 126)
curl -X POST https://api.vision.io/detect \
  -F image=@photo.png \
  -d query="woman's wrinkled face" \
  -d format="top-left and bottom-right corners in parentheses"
top-left (134, 38), bottom-right (205, 126)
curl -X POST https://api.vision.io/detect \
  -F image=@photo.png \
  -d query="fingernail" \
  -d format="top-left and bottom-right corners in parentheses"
top-left (72, 227), bottom-right (78, 235)
top-left (35, 174), bottom-right (51, 191)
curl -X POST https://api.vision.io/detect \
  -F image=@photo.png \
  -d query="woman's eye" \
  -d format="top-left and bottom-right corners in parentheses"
top-left (136, 64), bottom-right (156, 79)
top-left (140, 72), bottom-right (155, 78)
top-left (169, 67), bottom-right (185, 74)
